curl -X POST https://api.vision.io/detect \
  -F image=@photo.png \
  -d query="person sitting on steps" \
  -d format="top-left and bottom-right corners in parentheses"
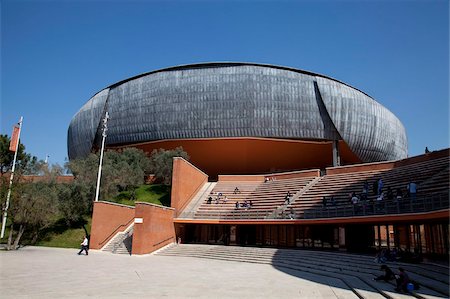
top-left (395, 267), bottom-right (410, 292)
top-left (374, 265), bottom-right (395, 282)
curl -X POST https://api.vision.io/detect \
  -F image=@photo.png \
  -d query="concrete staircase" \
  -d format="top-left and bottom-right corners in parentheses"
top-left (155, 244), bottom-right (449, 299)
top-left (269, 176), bottom-right (323, 219)
top-left (101, 223), bottom-right (133, 255)
top-left (178, 182), bottom-right (217, 218)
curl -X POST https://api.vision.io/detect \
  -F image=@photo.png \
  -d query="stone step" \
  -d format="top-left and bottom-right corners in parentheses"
top-left (156, 245), bottom-right (448, 298)
top-left (161, 247), bottom-right (448, 295)
top-left (158, 250), bottom-right (384, 299)
top-left (101, 224), bottom-right (134, 255)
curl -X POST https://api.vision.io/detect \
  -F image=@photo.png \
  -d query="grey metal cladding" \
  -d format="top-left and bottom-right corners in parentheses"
top-left (67, 63), bottom-right (408, 162)
top-left (316, 77), bottom-right (407, 161)
top-left (67, 88), bottom-right (109, 159)
top-left (104, 66), bottom-right (329, 144)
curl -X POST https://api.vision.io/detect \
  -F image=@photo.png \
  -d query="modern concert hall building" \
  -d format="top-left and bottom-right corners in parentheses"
top-left (68, 63), bottom-right (448, 260)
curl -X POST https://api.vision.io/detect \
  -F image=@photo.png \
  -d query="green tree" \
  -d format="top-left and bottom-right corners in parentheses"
top-left (66, 148), bottom-right (152, 204)
top-left (111, 148), bottom-right (151, 199)
top-left (149, 147), bottom-right (189, 185)
top-left (57, 183), bottom-right (89, 227)
top-left (65, 153), bottom-right (99, 218)
top-left (6, 178), bottom-right (59, 250)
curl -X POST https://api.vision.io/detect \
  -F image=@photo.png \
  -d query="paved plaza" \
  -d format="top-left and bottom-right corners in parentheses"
top-left (0, 246), bottom-right (358, 298)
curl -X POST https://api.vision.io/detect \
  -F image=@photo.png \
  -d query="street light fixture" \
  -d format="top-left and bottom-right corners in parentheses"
top-left (94, 112), bottom-right (109, 202)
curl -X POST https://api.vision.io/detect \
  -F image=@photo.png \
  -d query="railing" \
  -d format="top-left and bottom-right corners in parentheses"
top-left (98, 217), bottom-right (134, 247)
top-left (153, 236), bottom-right (175, 247)
top-left (302, 192), bottom-right (449, 219)
top-left (177, 210), bottom-right (273, 220)
top-left (176, 192), bottom-right (449, 221)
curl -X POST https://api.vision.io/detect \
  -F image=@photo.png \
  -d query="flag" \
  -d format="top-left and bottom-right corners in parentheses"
top-left (9, 125), bottom-right (20, 152)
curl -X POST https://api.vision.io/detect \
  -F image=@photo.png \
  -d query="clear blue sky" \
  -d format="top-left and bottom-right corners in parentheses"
top-left (1, 0), bottom-right (448, 166)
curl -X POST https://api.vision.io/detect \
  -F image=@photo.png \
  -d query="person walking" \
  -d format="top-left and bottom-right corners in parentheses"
top-left (78, 235), bottom-right (89, 255)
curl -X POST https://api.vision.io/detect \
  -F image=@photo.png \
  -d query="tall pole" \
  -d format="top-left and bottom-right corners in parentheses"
top-left (94, 112), bottom-right (109, 202)
top-left (1, 116), bottom-right (23, 239)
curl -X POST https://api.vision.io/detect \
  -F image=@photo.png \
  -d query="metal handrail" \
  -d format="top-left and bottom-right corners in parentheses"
top-left (302, 192), bottom-right (449, 219)
top-left (176, 192), bottom-right (449, 220)
top-left (98, 217), bottom-right (134, 246)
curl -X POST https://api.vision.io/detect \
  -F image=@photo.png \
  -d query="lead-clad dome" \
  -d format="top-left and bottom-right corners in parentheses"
top-left (67, 62), bottom-right (407, 163)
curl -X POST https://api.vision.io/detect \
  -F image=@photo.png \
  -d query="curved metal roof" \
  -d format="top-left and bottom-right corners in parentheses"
top-left (94, 62), bottom-right (374, 100)
top-left (68, 63), bottom-right (407, 164)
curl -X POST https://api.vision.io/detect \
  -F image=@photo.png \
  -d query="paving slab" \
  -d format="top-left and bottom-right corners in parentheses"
top-left (0, 246), bottom-right (358, 299)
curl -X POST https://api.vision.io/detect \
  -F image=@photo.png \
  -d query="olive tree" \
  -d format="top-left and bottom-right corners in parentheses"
top-left (6, 178), bottom-right (59, 250)
top-left (66, 147), bottom-right (152, 204)
top-left (149, 147), bottom-right (189, 185)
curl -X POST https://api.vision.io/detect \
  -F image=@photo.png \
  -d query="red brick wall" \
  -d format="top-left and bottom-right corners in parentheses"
top-left (393, 148), bottom-right (449, 168)
top-left (326, 161), bottom-right (395, 175)
top-left (171, 157), bottom-right (208, 216)
top-left (0, 174), bottom-right (74, 183)
top-left (132, 202), bottom-right (176, 254)
top-left (268, 169), bottom-right (320, 179)
top-left (90, 201), bottom-right (135, 249)
top-left (218, 174), bottom-right (265, 182)
top-left (326, 148), bottom-right (449, 175)
top-left (218, 169), bottom-right (320, 181)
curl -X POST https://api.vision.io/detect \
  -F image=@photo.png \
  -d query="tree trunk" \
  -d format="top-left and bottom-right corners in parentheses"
top-left (82, 224), bottom-right (89, 238)
top-left (31, 230), bottom-right (39, 244)
top-left (12, 224), bottom-right (25, 250)
top-left (7, 223), bottom-right (14, 250)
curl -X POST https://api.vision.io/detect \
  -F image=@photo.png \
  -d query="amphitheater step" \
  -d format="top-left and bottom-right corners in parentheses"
top-left (155, 245), bottom-right (448, 299)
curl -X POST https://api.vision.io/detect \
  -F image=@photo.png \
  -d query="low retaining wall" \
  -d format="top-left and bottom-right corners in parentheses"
top-left (132, 202), bottom-right (176, 254)
top-left (171, 157), bottom-right (208, 216)
top-left (218, 169), bottom-right (320, 182)
top-left (218, 174), bottom-right (265, 182)
top-left (90, 201), bottom-right (135, 250)
top-left (327, 148), bottom-right (449, 175)
top-left (326, 161), bottom-right (395, 175)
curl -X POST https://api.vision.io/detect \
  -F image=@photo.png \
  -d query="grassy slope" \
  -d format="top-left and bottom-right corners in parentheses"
top-left (35, 184), bottom-right (170, 248)
top-left (112, 184), bottom-right (171, 206)
top-left (36, 218), bottom-right (92, 249)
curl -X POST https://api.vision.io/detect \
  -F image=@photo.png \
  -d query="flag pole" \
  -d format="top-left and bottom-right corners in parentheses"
top-left (1, 116), bottom-right (23, 239)
top-left (94, 112), bottom-right (109, 202)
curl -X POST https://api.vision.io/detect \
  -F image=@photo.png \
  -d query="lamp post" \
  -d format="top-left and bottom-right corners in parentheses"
top-left (94, 112), bottom-right (109, 202)
top-left (1, 117), bottom-right (23, 239)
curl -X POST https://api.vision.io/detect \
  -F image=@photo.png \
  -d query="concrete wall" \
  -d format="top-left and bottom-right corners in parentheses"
top-left (132, 202), bottom-right (176, 254)
top-left (171, 157), bottom-right (208, 216)
top-left (90, 201), bottom-right (135, 249)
